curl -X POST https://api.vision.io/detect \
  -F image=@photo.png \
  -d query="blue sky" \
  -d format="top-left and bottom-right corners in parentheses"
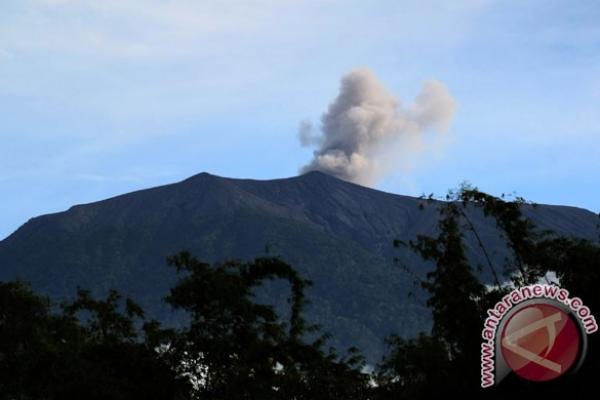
top-left (1, 0), bottom-right (599, 240)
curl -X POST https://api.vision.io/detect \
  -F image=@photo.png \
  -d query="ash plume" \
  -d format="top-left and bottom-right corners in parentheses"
top-left (299, 68), bottom-right (456, 186)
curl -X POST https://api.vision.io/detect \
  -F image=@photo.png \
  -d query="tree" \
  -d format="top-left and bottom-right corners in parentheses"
top-left (378, 185), bottom-right (600, 399)
top-left (0, 281), bottom-right (189, 400)
top-left (164, 252), bottom-right (369, 400)
top-left (376, 198), bottom-right (487, 398)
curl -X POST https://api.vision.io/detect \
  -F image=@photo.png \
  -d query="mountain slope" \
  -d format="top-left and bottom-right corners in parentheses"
top-left (0, 171), bottom-right (597, 361)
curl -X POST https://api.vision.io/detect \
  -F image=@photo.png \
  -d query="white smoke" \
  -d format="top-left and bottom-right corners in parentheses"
top-left (299, 68), bottom-right (457, 186)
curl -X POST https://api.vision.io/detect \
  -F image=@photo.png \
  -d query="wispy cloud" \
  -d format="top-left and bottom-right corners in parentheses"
top-left (1, 0), bottom-right (493, 64)
top-left (0, 48), bottom-right (12, 61)
top-left (2, 0), bottom-right (316, 59)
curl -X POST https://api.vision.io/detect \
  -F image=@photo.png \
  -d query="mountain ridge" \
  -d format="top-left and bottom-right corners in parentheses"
top-left (0, 171), bottom-right (597, 362)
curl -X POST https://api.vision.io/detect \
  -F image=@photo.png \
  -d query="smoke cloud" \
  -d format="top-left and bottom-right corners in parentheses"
top-left (299, 68), bottom-right (456, 186)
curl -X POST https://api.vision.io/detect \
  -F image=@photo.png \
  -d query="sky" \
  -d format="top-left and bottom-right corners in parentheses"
top-left (1, 0), bottom-right (600, 240)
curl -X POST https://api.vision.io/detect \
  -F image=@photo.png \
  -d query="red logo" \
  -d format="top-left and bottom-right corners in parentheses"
top-left (501, 304), bottom-right (580, 382)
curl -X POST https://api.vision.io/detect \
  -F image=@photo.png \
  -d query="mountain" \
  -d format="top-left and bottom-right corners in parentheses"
top-left (0, 171), bottom-right (597, 362)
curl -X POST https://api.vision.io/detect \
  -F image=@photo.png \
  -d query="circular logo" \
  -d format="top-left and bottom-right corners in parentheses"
top-left (500, 303), bottom-right (581, 382)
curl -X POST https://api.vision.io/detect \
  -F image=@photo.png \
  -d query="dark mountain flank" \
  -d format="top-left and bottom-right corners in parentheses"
top-left (0, 171), bottom-right (597, 362)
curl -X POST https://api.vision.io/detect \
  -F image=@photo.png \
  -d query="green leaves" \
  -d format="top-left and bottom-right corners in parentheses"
top-left (0, 281), bottom-right (189, 399)
top-left (382, 186), bottom-right (600, 399)
top-left (164, 252), bottom-right (369, 399)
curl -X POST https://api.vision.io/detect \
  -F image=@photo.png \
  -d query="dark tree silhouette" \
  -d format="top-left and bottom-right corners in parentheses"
top-left (0, 281), bottom-right (189, 400)
top-left (164, 252), bottom-right (369, 399)
top-left (377, 185), bottom-right (600, 399)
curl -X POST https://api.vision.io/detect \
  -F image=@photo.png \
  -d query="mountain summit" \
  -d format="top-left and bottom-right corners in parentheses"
top-left (0, 172), bottom-right (597, 361)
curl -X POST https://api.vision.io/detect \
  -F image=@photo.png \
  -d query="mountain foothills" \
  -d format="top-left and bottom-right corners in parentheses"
top-left (0, 171), bottom-right (597, 362)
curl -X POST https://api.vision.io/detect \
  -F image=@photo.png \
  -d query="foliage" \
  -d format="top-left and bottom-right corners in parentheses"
top-left (0, 255), bottom-right (369, 399)
top-left (378, 184), bottom-right (600, 399)
top-left (164, 252), bottom-right (369, 399)
top-left (0, 281), bottom-right (189, 400)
